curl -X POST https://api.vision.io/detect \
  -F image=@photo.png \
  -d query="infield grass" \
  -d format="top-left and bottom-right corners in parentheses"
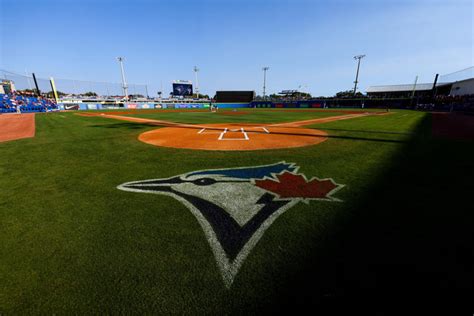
top-left (0, 109), bottom-right (472, 314)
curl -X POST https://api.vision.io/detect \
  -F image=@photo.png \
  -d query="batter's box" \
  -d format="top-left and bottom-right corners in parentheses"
top-left (218, 128), bottom-right (249, 141)
top-left (244, 127), bottom-right (270, 134)
top-left (197, 128), bottom-right (221, 134)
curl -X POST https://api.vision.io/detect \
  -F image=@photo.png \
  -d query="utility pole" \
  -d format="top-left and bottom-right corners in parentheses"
top-left (432, 73), bottom-right (439, 98)
top-left (32, 73), bottom-right (41, 96)
top-left (411, 75), bottom-right (418, 99)
top-left (262, 66), bottom-right (269, 100)
top-left (410, 75), bottom-right (418, 108)
top-left (353, 55), bottom-right (366, 96)
top-left (117, 57), bottom-right (128, 100)
top-left (194, 66), bottom-right (200, 99)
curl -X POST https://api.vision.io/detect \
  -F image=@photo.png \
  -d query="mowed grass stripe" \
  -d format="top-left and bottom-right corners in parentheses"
top-left (1, 109), bottom-right (472, 313)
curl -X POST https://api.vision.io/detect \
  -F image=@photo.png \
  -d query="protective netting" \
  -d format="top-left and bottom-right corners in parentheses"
top-left (437, 67), bottom-right (474, 85)
top-left (53, 77), bottom-right (148, 97)
top-left (0, 69), bottom-right (148, 98)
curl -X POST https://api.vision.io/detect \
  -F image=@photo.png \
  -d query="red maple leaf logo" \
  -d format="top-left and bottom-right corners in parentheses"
top-left (254, 171), bottom-right (340, 199)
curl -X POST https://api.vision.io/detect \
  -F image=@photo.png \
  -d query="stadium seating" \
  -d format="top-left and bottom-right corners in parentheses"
top-left (0, 93), bottom-right (58, 113)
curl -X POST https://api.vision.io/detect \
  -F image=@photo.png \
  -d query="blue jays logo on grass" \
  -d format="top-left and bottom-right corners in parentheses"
top-left (117, 162), bottom-right (344, 287)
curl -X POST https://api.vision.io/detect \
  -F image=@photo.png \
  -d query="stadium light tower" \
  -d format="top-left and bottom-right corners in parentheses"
top-left (262, 67), bottom-right (269, 100)
top-left (117, 57), bottom-right (128, 100)
top-left (353, 55), bottom-right (366, 96)
top-left (194, 66), bottom-right (200, 99)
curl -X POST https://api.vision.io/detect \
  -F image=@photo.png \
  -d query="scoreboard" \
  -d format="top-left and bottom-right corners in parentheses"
top-left (172, 80), bottom-right (193, 96)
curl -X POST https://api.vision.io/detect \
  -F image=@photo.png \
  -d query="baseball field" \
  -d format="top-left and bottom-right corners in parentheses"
top-left (1, 108), bottom-right (473, 313)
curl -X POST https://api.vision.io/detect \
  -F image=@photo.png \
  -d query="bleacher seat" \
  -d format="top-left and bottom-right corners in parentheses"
top-left (0, 93), bottom-right (58, 113)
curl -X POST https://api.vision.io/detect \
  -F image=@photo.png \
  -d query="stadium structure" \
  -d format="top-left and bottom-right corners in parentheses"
top-left (1, 64), bottom-right (474, 314)
top-left (367, 67), bottom-right (474, 98)
top-left (1, 66), bottom-right (473, 113)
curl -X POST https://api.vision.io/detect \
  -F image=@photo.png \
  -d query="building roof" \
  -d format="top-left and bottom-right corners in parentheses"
top-left (366, 83), bottom-right (434, 93)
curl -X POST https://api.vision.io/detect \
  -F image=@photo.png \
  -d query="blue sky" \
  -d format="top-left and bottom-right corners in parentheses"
top-left (1, 0), bottom-right (472, 97)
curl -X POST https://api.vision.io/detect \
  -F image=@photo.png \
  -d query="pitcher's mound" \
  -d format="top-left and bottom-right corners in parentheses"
top-left (138, 123), bottom-right (328, 151)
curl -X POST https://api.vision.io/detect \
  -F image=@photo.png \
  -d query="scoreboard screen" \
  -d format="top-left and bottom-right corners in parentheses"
top-left (172, 81), bottom-right (193, 96)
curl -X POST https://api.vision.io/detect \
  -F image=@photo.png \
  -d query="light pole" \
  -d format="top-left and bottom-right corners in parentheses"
top-left (194, 66), bottom-right (200, 99)
top-left (117, 57), bottom-right (128, 100)
top-left (262, 66), bottom-right (269, 100)
top-left (353, 55), bottom-right (366, 96)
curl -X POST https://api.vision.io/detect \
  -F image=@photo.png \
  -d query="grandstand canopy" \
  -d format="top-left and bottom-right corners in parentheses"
top-left (278, 90), bottom-right (299, 96)
top-left (366, 67), bottom-right (474, 97)
top-left (366, 82), bottom-right (442, 98)
top-left (366, 83), bottom-right (433, 93)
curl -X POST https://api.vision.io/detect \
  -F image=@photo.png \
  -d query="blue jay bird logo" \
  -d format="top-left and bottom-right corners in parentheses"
top-left (117, 162), bottom-right (343, 287)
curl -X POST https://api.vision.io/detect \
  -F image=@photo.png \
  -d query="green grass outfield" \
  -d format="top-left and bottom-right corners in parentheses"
top-left (0, 109), bottom-right (473, 314)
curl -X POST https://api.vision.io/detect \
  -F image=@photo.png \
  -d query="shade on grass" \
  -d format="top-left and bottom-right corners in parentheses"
top-left (0, 109), bottom-right (472, 314)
